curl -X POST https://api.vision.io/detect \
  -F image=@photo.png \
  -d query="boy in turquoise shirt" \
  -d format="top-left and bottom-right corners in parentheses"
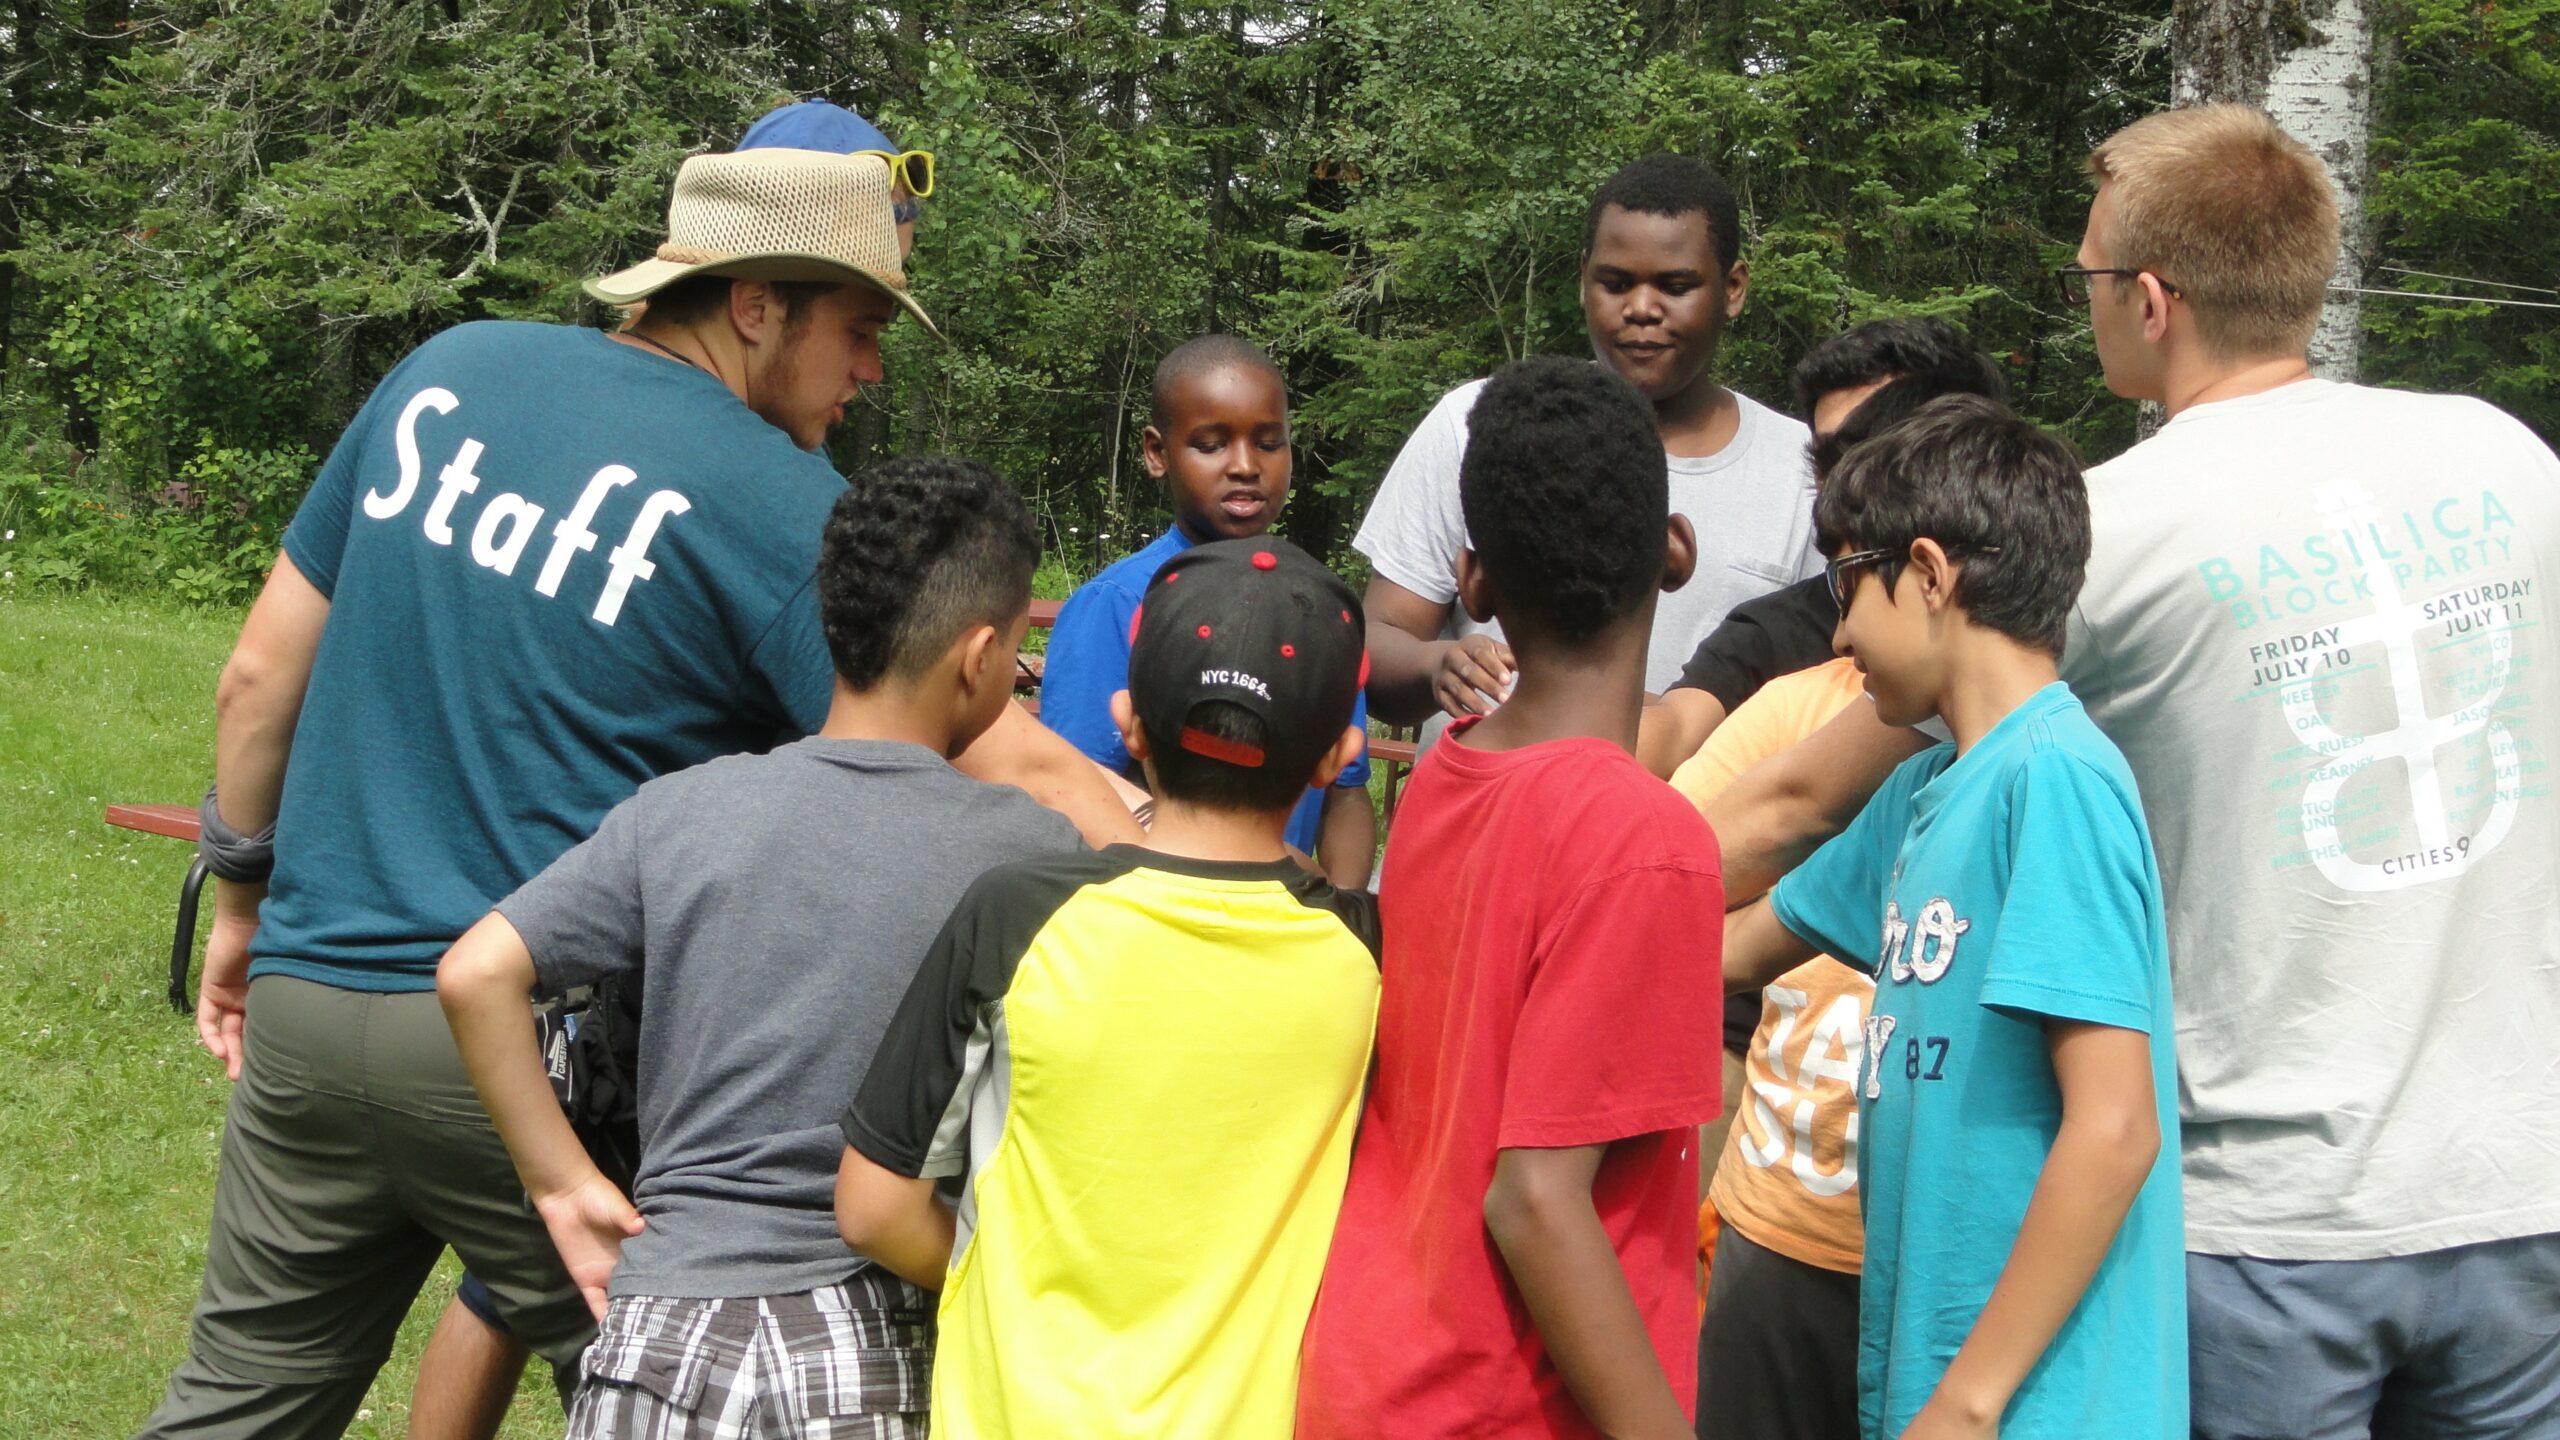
top-left (1723, 395), bottom-right (2184, 1439)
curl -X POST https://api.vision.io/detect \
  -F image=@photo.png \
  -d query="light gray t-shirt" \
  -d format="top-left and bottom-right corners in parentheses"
top-left (2062, 378), bottom-right (2560, 1261)
top-left (1352, 375), bottom-right (1821, 699)
top-left (503, 737), bottom-right (1083, 1299)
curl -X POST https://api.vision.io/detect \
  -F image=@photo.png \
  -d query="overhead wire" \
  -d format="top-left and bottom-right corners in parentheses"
top-left (2329, 285), bottom-right (2560, 311)
top-left (2377, 265), bottom-right (2558, 296)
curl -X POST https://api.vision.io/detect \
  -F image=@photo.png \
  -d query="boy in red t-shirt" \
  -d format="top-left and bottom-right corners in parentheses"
top-left (1298, 357), bottom-right (1726, 1439)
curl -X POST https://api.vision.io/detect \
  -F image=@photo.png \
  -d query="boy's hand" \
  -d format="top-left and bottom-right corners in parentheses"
top-left (1900, 1390), bottom-right (1998, 1440)
top-left (196, 911), bottom-right (256, 1081)
top-left (1433, 634), bottom-right (1516, 718)
top-left (533, 1172), bottom-right (645, 1322)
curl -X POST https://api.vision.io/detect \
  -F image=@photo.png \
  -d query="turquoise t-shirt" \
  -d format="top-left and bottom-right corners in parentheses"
top-left (254, 321), bottom-right (846, 993)
top-left (1770, 683), bottom-right (2186, 1439)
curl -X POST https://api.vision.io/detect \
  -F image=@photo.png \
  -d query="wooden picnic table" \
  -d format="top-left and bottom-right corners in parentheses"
top-left (106, 596), bottom-right (1415, 1010)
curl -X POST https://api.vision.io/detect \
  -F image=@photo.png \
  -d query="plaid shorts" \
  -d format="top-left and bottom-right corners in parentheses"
top-left (568, 1271), bottom-right (933, 1440)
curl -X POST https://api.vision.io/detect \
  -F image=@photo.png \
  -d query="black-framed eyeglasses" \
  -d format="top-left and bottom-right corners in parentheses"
top-left (2054, 265), bottom-right (2182, 306)
top-left (1826, 548), bottom-right (1898, 612)
top-left (1826, 545), bottom-right (2005, 612)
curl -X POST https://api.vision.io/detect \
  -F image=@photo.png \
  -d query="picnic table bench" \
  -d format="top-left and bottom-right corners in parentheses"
top-left (105, 596), bottom-right (1417, 1011)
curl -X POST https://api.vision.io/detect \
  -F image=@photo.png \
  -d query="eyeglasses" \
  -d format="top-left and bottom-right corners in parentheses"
top-left (856, 149), bottom-right (935, 199)
top-left (2054, 265), bottom-right (2181, 307)
top-left (1826, 545), bottom-right (2005, 612)
top-left (1826, 548), bottom-right (1898, 612)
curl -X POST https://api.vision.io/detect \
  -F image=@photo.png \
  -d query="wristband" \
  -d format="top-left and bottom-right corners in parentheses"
top-left (197, 784), bottom-right (277, 884)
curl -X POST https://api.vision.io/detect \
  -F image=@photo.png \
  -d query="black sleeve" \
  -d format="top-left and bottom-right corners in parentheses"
top-left (1670, 577), bottom-right (1838, 712)
top-left (1285, 873), bottom-right (1382, 963)
top-left (840, 852), bottom-right (1099, 1178)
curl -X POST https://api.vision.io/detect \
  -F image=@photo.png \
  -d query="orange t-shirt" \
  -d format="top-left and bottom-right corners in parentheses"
top-left (1673, 658), bottom-right (1872, 1274)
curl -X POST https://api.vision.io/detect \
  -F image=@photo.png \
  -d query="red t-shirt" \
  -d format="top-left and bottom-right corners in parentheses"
top-left (1297, 723), bottom-right (1725, 1438)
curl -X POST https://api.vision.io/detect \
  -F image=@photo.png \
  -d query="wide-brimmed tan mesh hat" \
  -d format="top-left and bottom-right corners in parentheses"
top-left (585, 148), bottom-right (940, 339)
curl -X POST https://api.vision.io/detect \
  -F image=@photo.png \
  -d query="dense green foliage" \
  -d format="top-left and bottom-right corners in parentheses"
top-left (0, 0), bottom-right (2552, 599)
top-left (2362, 0), bottom-right (2560, 434)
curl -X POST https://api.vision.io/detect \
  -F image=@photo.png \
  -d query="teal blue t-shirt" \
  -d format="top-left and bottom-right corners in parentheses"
top-left (1770, 683), bottom-right (2186, 1439)
top-left (253, 321), bottom-right (845, 993)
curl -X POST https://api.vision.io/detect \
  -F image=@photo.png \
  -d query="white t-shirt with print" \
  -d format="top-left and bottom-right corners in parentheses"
top-left (2062, 377), bottom-right (2560, 1261)
top-left (1352, 376), bottom-right (1820, 697)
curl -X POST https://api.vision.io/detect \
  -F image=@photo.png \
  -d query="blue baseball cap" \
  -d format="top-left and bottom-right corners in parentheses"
top-left (738, 100), bottom-right (897, 157)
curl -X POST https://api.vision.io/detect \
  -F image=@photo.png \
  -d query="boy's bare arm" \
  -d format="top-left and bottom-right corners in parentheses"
top-left (438, 913), bottom-right (641, 1321)
top-left (1723, 898), bottom-right (1821, 993)
top-left (1364, 576), bottom-right (1513, 726)
top-left (1636, 689), bottom-right (1726, 780)
top-left (1485, 1145), bottom-right (1692, 1440)
top-left (834, 1147), bottom-right (955, 1291)
top-left (1902, 1023), bottom-right (2159, 1439)
top-left (1316, 784), bottom-right (1377, 889)
top-left (957, 700), bottom-right (1144, 847)
top-left (1705, 703), bottom-right (1927, 902)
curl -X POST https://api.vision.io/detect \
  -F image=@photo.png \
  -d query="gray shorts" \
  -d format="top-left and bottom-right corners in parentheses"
top-left (570, 1274), bottom-right (932, 1439)
top-left (137, 976), bottom-right (593, 1439)
top-left (2189, 1233), bottom-right (2560, 1440)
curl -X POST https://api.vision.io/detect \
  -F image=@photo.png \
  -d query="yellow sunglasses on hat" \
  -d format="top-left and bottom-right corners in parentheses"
top-left (858, 149), bottom-right (934, 199)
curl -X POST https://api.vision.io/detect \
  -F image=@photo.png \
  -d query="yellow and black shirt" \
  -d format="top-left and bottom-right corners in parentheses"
top-left (841, 844), bottom-right (1381, 1440)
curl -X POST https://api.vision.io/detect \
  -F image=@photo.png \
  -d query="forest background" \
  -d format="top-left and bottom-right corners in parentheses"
top-left (0, 0), bottom-right (2554, 603)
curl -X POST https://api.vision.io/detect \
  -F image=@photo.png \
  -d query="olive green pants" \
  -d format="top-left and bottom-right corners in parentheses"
top-left (137, 976), bottom-right (592, 1439)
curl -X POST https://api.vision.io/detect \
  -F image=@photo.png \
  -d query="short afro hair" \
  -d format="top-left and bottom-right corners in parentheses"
top-left (1790, 317), bottom-right (2008, 417)
top-left (1814, 395), bottom-right (2089, 656)
top-left (1150, 334), bottom-right (1285, 430)
top-left (1584, 152), bottom-right (1743, 274)
top-left (1460, 358), bottom-right (1667, 646)
top-left (818, 456), bottom-right (1039, 689)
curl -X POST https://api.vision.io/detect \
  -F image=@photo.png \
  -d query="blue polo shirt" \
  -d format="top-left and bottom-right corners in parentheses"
top-left (255, 321), bottom-right (845, 994)
top-left (1042, 527), bottom-right (1370, 855)
top-left (1770, 683), bottom-right (2186, 1439)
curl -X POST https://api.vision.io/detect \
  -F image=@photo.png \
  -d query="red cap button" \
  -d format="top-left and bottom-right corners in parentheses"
top-left (1251, 550), bottom-right (1278, 570)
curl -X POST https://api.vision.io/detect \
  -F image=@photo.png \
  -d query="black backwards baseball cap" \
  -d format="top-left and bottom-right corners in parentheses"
top-left (1127, 538), bottom-right (1368, 785)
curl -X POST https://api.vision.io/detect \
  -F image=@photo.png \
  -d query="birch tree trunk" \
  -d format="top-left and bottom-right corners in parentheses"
top-left (2172, 0), bottom-right (2372, 380)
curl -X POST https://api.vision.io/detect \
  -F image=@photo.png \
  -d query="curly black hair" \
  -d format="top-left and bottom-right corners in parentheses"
top-left (1813, 395), bottom-right (2089, 656)
top-left (818, 456), bottom-right (1039, 689)
top-left (1459, 358), bottom-right (1667, 646)
top-left (1789, 316), bottom-right (2008, 417)
top-left (1150, 335), bottom-right (1285, 430)
top-left (1583, 152), bottom-right (1743, 273)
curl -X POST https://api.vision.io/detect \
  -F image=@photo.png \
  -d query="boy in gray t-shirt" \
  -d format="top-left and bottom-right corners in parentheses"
top-left (439, 457), bottom-right (1080, 1440)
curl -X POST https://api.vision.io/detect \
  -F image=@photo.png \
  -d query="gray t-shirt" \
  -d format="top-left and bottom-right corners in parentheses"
top-left (502, 736), bottom-right (1083, 1299)
top-left (2063, 378), bottom-right (2560, 1261)
top-left (1352, 375), bottom-right (1821, 700)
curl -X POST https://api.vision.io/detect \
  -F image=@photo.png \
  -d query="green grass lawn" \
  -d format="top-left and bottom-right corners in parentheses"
top-left (0, 582), bottom-right (1396, 1435)
top-left (0, 591), bottom-right (557, 1436)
